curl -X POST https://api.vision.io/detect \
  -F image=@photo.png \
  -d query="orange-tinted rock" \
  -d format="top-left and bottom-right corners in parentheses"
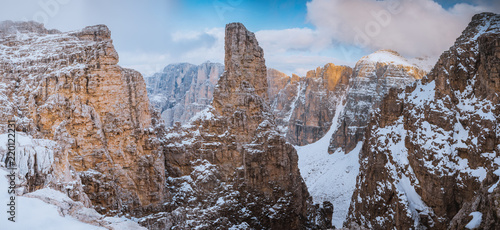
top-left (0, 21), bottom-right (164, 215)
top-left (329, 50), bottom-right (426, 154)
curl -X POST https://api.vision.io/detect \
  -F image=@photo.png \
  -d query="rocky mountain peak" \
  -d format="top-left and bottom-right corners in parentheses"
top-left (69, 24), bottom-right (112, 41)
top-left (153, 22), bottom-right (330, 229)
top-left (358, 49), bottom-right (418, 70)
top-left (328, 48), bottom-right (427, 153)
top-left (426, 12), bottom-right (500, 98)
top-left (146, 62), bottom-right (224, 127)
top-left (213, 22), bottom-right (268, 115)
top-left (212, 22), bottom-right (270, 142)
top-left (346, 12), bottom-right (500, 229)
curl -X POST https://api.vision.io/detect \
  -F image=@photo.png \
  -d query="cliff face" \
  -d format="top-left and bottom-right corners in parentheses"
top-left (329, 50), bottom-right (426, 154)
top-left (347, 13), bottom-right (500, 229)
top-left (142, 22), bottom-right (330, 229)
top-left (145, 62), bottom-right (224, 127)
top-left (0, 21), bottom-right (164, 216)
top-left (269, 65), bottom-right (352, 146)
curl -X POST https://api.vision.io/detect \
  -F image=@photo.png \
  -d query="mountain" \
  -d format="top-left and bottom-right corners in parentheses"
top-left (291, 49), bottom-right (426, 228)
top-left (145, 62), bottom-right (224, 127)
top-left (139, 23), bottom-right (331, 229)
top-left (329, 49), bottom-right (427, 154)
top-left (346, 12), bottom-right (500, 229)
top-left (268, 64), bottom-right (352, 146)
top-left (0, 21), bottom-right (163, 226)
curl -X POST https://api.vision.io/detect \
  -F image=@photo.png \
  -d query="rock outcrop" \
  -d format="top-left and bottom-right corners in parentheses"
top-left (346, 12), bottom-right (500, 229)
top-left (329, 49), bottom-right (426, 153)
top-left (143, 22), bottom-right (330, 229)
top-left (0, 21), bottom-right (164, 216)
top-left (145, 62), bottom-right (224, 127)
top-left (269, 65), bottom-right (352, 146)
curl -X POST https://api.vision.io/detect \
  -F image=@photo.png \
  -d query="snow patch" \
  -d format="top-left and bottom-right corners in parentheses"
top-left (465, 212), bottom-right (482, 229)
top-left (296, 100), bottom-right (361, 228)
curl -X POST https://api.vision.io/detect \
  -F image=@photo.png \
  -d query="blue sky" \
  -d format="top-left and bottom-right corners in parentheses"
top-left (0, 0), bottom-right (499, 76)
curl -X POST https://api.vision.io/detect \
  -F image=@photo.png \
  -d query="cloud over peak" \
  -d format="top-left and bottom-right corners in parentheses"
top-left (306, 0), bottom-right (495, 58)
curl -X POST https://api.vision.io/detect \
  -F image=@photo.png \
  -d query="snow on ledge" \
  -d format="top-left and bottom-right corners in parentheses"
top-left (465, 211), bottom-right (482, 229)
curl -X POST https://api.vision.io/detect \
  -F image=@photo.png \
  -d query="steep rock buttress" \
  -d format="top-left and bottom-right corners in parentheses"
top-left (148, 23), bottom-right (331, 229)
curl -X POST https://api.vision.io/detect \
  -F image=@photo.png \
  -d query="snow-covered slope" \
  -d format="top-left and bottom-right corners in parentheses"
top-left (0, 168), bottom-right (145, 230)
top-left (0, 132), bottom-right (147, 229)
top-left (295, 101), bottom-right (361, 228)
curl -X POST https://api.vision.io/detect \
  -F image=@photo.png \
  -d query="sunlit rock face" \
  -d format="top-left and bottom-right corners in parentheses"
top-left (0, 21), bottom-right (165, 216)
top-left (346, 13), bottom-right (500, 229)
top-left (268, 65), bottom-right (352, 146)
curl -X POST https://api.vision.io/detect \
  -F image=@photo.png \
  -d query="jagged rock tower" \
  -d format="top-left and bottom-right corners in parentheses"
top-left (151, 23), bottom-right (330, 229)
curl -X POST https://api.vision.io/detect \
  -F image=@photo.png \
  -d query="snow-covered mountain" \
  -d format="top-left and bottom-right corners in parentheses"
top-left (293, 49), bottom-right (427, 228)
top-left (346, 12), bottom-right (500, 229)
top-left (329, 49), bottom-right (427, 154)
top-left (0, 11), bottom-right (497, 230)
top-left (145, 62), bottom-right (224, 127)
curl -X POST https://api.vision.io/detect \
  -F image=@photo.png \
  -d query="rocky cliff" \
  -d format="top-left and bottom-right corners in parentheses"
top-left (145, 62), bottom-right (224, 127)
top-left (141, 22), bottom-right (331, 229)
top-left (329, 49), bottom-right (427, 154)
top-left (269, 64), bottom-right (352, 146)
top-left (0, 21), bottom-right (164, 217)
top-left (346, 12), bottom-right (500, 229)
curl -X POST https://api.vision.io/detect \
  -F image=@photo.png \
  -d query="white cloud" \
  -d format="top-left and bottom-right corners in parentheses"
top-left (305, 0), bottom-right (495, 58)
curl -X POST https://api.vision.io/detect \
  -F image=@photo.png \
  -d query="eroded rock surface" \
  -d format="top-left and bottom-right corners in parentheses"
top-left (269, 65), bottom-right (352, 146)
top-left (329, 49), bottom-right (426, 153)
top-left (143, 22), bottom-right (330, 229)
top-left (146, 62), bottom-right (223, 127)
top-left (346, 12), bottom-right (500, 229)
top-left (0, 21), bottom-right (164, 216)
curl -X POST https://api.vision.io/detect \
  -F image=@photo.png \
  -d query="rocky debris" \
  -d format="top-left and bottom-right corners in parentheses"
top-left (329, 49), bottom-right (426, 154)
top-left (346, 12), bottom-right (500, 229)
top-left (145, 62), bottom-right (224, 127)
top-left (0, 21), bottom-right (164, 216)
top-left (142, 22), bottom-right (331, 229)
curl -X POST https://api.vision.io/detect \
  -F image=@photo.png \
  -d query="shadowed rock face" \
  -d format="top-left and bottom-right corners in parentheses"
top-left (0, 21), bottom-right (164, 215)
top-left (146, 22), bottom-right (331, 229)
top-left (346, 12), bottom-right (500, 229)
top-left (329, 50), bottom-right (426, 154)
top-left (146, 62), bottom-right (224, 127)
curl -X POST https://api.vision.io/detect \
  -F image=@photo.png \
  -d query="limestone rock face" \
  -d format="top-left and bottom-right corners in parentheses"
top-left (346, 13), bottom-right (500, 229)
top-left (268, 65), bottom-right (352, 146)
top-left (0, 21), bottom-right (164, 216)
top-left (145, 62), bottom-right (223, 127)
top-left (146, 22), bottom-right (330, 229)
top-left (329, 50), bottom-right (426, 153)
